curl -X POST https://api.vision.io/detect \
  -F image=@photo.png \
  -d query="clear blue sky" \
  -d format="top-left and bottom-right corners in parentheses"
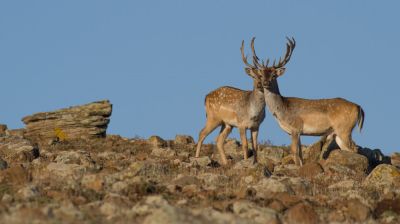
top-left (1, 1), bottom-right (399, 154)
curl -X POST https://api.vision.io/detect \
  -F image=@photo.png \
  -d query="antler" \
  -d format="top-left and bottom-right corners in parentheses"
top-left (250, 37), bottom-right (264, 68)
top-left (241, 40), bottom-right (256, 68)
top-left (273, 37), bottom-right (296, 68)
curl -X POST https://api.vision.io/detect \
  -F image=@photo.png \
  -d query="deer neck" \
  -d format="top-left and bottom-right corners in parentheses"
top-left (249, 83), bottom-right (266, 113)
top-left (263, 79), bottom-right (286, 118)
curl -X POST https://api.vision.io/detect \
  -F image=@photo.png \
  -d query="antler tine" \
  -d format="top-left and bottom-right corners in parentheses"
top-left (241, 40), bottom-right (255, 68)
top-left (274, 36), bottom-right (296, 68)
top-left (250, 37), bottom-right (263, 68)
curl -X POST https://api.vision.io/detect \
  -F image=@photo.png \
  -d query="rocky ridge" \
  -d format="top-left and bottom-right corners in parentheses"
top-left (0, 100), bottom-right (399, 223)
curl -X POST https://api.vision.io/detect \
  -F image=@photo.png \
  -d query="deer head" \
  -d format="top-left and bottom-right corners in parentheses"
top-left (241, 37), bottom-right (296, 89)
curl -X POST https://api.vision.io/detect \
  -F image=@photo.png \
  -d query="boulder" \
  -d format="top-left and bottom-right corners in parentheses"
top-left (0, 136), bottom-right (39, 165)
top-left (363, 164), bottom-right (400, 192)
top-left (22, 100), bottom-right (112, 144)
top-left (323, 149), bottom-right (369, 174)
top-left (258, 146), bottom-right (288, 163)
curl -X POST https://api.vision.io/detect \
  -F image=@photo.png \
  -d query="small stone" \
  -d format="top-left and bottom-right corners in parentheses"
top-left (177, 199), bottom-right (188, 205)
top-left (0, 158), bottom-right (8, 170)
top-left (182, 184), bottom-right (200, 197)
top-left (273, 164), bottom-right (299, 177)
top-left (81, 174), bottom-right (104, 192)
top-left (174, 135), bottom-right (195, 144)
top-left (374, 198), bottom-right (400, 217)
top-left (236, 187), bottom-right (257, 199)
top-left (268, 200), bottom-right (285, 212)
top-left (281, 155), bottom-right (295, 165)
top-left (5, 129), bottom-right (25, 138)
top-left (328, 180), bottom-right (356, 191)
top-left (100, 202), bottom-right (120, 217)
top-left (233, 158), bottom-right (258, 170)
top-left (173, 175), bottom-right (200, 186)
top-left (244, 175), bottom-right (254, 184)
top-left (173, 159), bottom-right (181, 165)
top-left (232, 201), bottom-right (279, 224)
top-left (46, 162), bottom-right (86, 180)
top-left (0, 124), bottom-right (7, 136)
top-left (151, 147), bottom-right (175, 158)
top-left (298, 162), bottom-right (323, 179)
top-left (285, 202), bottom-right (319, 224)
top-left (253, 178), bottom-right (291, 198)
top-left (260, 146), bottom-right (288, 163)
top-left (198, 173), bottom-right (229, 190)
top-left (190, 156), bottom-right (211, 167)
top-left (327, 210), bottom-right (346, 223)
top-left (391, 152), bottom-right (400, 168)
top-left (347, 199), bottom-right (370, 222)
top-left (112, 181), bottom-right (129, 194)
top-left (0, 165), bottom-right (31, 185)
top-left (304, 139), bottom-right (323, 163)
top-left (1, 193), bottom-right (13, 203)
top-left (148, 136), bottom-right (167, 147)
top-left (17, 185), bottom-right (39, 200)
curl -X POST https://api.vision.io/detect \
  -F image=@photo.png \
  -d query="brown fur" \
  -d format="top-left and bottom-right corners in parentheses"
top-left (245, 37), bottom-right (365, 166)
top-left (196, 82), bottom-right (266, 165)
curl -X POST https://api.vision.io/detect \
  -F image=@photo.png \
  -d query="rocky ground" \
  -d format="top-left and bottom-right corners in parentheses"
top-left (0, 129), bottom-right (400, 224)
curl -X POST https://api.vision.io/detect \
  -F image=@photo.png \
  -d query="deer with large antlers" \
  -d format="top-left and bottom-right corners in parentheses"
top-left (242, 37), bottom-right (365, 166)
top-left (195, 42), bottom-right (272, 165)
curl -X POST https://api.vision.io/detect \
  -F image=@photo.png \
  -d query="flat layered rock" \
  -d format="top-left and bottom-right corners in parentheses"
top-left (22, 100), bottom-right (112, 143)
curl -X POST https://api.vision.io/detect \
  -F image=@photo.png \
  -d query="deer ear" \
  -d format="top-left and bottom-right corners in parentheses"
top-left (245, 68), bottom-right (259, 80)
top-left (275, 68), bottom-right (286, 76)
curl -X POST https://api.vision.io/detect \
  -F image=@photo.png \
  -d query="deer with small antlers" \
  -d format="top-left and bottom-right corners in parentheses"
top-left (242, 37), bottom-right (365, 166)
top-left (195, 41), bottom-right (273, 165)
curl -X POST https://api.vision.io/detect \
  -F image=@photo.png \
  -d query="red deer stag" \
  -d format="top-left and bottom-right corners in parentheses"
top-left (242, 37), bottom-right (364, 166)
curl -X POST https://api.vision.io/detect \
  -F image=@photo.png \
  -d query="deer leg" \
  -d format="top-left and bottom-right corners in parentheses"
top-left (216, 124), bottom-right (232, 165)
top-left (321, 133), bottom-right (335, 159)
top-left (214, 124), bottom-right (226, 143)
top-left (250, 128), bottom-right (259, 164)
top-left (291, 133), bottom-right (303, 166)
top-left (239, 127), bottom-right (249, 160)
top-left (196, 119), bottom-right (220, 158)
top-left (336, 133), bottom-right (357, 152)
